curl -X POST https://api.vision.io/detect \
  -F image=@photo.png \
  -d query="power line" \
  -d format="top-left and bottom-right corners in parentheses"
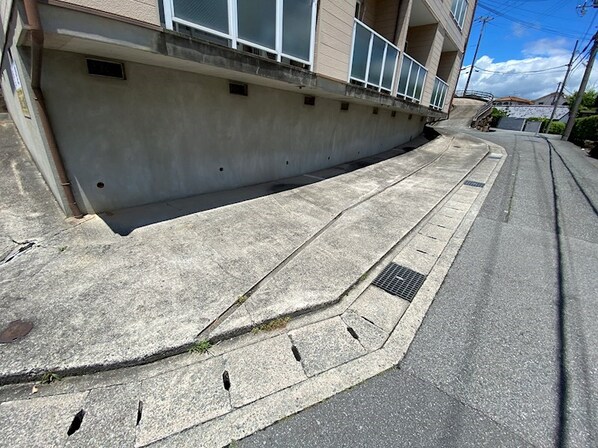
top-left (473, 64), bottom-right (568, 75)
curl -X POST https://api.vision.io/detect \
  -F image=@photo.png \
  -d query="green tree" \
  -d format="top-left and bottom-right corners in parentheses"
top-left (565, 89), bottom-right (598, 111)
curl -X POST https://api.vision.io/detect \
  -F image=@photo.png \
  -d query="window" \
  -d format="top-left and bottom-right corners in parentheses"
top-left (165, 0), bottom-right (317, 67)
top-left (450, 0), bottom-right (468, 29)
top-left (355, 0), bottom-right (365, 20)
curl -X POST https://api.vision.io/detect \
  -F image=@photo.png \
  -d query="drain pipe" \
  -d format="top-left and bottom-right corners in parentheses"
top-left (23, 0), bottom-right (83, 218)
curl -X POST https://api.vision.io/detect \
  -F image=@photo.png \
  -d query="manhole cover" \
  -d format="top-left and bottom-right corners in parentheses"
top-left (464, 180), bottom-right (485, 188)
top-left (0, 320), bottom-right (34, 343)
top-left (372, 263), bottom-right (426, 302)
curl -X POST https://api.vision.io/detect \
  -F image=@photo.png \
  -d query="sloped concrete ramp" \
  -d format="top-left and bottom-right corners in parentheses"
top-left (0, 118), bottom-right (486, 383)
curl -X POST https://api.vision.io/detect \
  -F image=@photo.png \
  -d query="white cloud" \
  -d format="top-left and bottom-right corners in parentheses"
top-left (511, 23), bottom-right (528, 38)
top-left (457, 39), bottom-right (598, 100)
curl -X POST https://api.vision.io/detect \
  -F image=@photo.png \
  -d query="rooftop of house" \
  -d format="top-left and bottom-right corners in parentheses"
top-left (494, 96), bottom-right (534, 105)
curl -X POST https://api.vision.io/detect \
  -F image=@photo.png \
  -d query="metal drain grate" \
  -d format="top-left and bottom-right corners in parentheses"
top-left (372, 263), bottom-right (426, 302)
top-left (464, 180), bottom-right (485, 188)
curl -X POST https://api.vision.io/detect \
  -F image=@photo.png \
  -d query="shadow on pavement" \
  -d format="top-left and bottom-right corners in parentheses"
top-left (99, 135), bottom-right (435, 236)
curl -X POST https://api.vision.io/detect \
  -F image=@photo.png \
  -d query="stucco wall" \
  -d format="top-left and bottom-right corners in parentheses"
top-left (57, 0), bottom-right (160, 26)
top-left (41, 49), bottom-right (424, 213)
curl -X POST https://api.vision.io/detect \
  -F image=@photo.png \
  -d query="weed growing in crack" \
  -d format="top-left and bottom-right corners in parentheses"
top-left (189, 340), bottom-right (212, 354)
top-left (236, 294), bottom-right (248, 305)
top-left (58, 246), bottom-right (68, 252)
top-left (251, 317), bottom-right (291, 334)
top-left (40, 372), bottom-right (61, 384)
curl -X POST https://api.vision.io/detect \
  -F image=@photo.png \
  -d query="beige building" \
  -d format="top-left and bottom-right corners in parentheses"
top-left (1, 0), bottom-right (476, 216)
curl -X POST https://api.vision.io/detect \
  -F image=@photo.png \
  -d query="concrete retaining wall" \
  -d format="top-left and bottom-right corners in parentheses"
top-left (41, 49), bottom-right (425, 213)
top-left (497, 117), bottom-right (525, 132)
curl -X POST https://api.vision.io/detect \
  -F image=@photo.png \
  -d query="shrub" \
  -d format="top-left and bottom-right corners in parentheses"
top-left (547, 121), bottom-right (565, 135)
top-left (490, 108), bottom-right (508, 126)
top-left (569, 115), bottom-right (598, 144)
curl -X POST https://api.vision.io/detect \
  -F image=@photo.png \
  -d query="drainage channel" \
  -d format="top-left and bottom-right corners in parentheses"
top-left (198, 138), bottom-right (458, 341)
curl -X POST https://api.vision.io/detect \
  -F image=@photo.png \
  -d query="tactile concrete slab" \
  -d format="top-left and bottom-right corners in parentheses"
top-left (64, 383), bottom-right (140, 448)
top-left (349, 287), bottom-right (410, 334)
top-left (137, 356), bottom-right (231, 446)
top-left (340, 311), bottom-right (388, 351)
top-left (224, 335), bottom-right (306, 408)
top-left (289, 317), bottom-right (366, 377)
top-left (0, 392), bottom-right (88, 448)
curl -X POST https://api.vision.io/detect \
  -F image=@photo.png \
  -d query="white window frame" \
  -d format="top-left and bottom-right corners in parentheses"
top-left (348, 18), bottom-right (400, 94)
top-left (163, 0), bottom-right (318, 68)
top-left (450, 0), bottom-right (468, 29)
top-left (396, 53), bottom-right (428, 103)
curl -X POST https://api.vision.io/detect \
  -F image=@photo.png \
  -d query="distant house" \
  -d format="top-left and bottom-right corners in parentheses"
top-left (533, 92), bottom-right (567, 106)
top-left (494, 96), bottom-right (533, 106)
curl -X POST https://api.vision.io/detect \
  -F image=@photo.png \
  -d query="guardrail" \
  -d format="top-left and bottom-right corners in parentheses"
top-left (455, 90), bottom-right (494, 102)
top-left (430, 77), bottom-right (448, 110)
top-left (396, 53), bottom-right (427, 103)
top-left (348, 19), bottom-right (400, 93)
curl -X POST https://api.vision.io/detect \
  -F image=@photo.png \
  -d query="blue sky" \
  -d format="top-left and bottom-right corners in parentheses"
top-left (457, 0), bottom-right (598, 99)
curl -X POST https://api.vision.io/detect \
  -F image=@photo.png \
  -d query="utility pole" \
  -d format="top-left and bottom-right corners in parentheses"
top-left (545, 40), bottom-right (578, 133)
top-left (463, 16), bottom-right (493, 94)
top-left (562, 32), bottom-right (598, 141)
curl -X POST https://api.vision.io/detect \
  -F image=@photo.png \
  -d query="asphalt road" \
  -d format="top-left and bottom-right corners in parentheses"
top-left (239, 129), bottom-right (598, 448)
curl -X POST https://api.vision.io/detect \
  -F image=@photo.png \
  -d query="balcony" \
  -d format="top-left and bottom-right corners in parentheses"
top-left (163, 0), bottom-right (317, 67)
top-left (430, 77), bottom-right (448, 110)
top-left (349, 19), bottom-right (400, 93)
top-left (396, 54), bottom-right (427, 103)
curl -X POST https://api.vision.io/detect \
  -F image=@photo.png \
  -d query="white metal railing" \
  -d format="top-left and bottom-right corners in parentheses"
top-left (348, 19), bottom-right (400, 93)
top-left (430, 77), bottom-right (448, 110)
top-left (396, 53), bottom-right (427, 103)
top-left (450, 0), bottom-right (468, 29)
top-left (163, 0), bottom-right (317, 67)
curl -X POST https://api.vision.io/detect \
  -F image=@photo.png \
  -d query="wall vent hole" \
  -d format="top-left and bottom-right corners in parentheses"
top-left (347, 327), bottom-right (359, 340)
top-left (96, 182), bottom-right (104, 189)
top-left (291, 345), bottom-right (302, 361)
top-left (222, 371), bottom-right (231, 390)
top-left (304, 95), bottom-right (315, 106)
top-left (408, 114), bottom-right (413, 120)
top-left (340, 102), bottom-right (349, 111)
top-left (219, 167), bottom-right (224, 172)
top-left (229, 82), bottom-right (248, 96)
top-left (86, 59), bottom-right (125, 79)
top-left (67, 410), bottom-right (85, 436)
top-left (286, 161), bottom-right (289, 165)
top-left (391, 111), bottom-right (397, 118)
top-left (136, 401), bottom-right (143, 426)
top-left (373, 107), bottom-right (379, 115)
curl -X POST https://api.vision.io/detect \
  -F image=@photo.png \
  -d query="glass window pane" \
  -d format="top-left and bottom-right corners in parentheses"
top-left (238, 0), bottom-right (276, 50)
top-left (397, 57), bottom-right (411, 95)
top-left (173, 0), bottom-right (229, 34)
top-left (414, 68), bottom-right (426, 100)
top-left (382, 47), bottom-right (398, 90)
top-left (282, 0), bottom-right (313, 61)
top-left (351, 23), bottom-right (370, 81)
top-left (367, 36), bottom-right (385, 85)
top-left (407, 64), bottom-right (418, 97)
top-left (451, 0), bottom-right (458, 17)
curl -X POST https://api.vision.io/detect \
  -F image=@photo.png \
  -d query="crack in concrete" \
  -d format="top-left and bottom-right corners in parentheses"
top-left (1, 239), bottom-right (37, 264)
